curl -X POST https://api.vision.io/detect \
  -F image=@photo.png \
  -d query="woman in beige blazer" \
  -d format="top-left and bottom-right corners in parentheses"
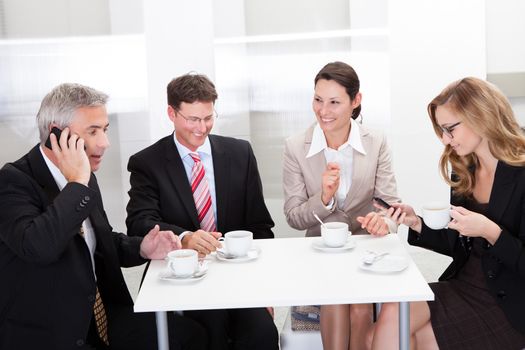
top-left (283, 61), bottom-right (400, 350)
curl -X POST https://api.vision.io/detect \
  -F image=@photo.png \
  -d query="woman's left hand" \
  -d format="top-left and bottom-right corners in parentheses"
top-left (448, 205), bottom-right (502, 244)
top-left (356, 212), bottom-right (389, 236)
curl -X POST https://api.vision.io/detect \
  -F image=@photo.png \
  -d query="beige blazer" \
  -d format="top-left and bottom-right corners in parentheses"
top-left (283, 123), bottom-right (400, 237)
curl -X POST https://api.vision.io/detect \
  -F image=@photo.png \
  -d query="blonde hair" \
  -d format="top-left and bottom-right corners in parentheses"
top-left (427, 77), bottom-right (525, 197)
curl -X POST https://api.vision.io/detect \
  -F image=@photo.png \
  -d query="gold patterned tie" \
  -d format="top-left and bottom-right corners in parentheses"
top-left (93, 288), bottom-right (109, 345)
top-left (79, 226), bottom-right (109, 345)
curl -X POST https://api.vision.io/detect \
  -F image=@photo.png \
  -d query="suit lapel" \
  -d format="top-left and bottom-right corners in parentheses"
top-left (303, 127), bottom-right (327, 192)
top-left (488, 161), bottom-right (517, 223)
top-left (210, 135), bottom-right (229, 230)
top-left (87, 174), bottom-right (114, 252)
top-left (27, 145), bottom-right (60, 203)
top-left (164, 137), bottom-right (200, 228)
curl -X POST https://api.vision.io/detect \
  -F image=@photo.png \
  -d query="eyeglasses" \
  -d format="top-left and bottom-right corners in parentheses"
top-left (175, 108), bottom-right (218, 126)
top-left (440, 121), bottom-right (461, 139)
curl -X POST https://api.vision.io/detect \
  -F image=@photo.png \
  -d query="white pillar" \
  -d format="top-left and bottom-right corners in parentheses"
top-left (143, 0), bottom-right (216, 141)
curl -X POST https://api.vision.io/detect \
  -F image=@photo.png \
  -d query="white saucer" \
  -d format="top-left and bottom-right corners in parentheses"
top-left (216, 246), bottom-right (260, 263)
top-left (159, 262), bottom-right (209, 283)
top-left (312, 236), bottom-right (356, 253)
top-left (359, 255), bottom-right (409, 273)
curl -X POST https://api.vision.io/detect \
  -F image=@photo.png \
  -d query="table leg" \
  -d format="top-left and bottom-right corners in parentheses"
top-left (155, 311), bottom-right (170, 350)
top-left (399, 302), bottom-right (410, 350)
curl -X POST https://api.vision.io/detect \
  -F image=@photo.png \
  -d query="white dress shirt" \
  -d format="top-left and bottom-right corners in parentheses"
top-left (39, 146), bottom-right (97, 278)
top-left (306, 119), bottom-right (366, 209)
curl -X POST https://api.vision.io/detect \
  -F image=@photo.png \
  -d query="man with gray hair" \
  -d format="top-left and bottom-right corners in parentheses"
top-left (0, 83), bottom-right (207, 349)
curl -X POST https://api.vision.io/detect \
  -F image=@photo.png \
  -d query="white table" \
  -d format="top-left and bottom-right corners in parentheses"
top-left (134, 234), bottom-right (434, 350)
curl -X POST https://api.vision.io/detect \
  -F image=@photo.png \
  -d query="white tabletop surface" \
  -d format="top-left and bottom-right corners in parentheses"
top-left (134, 234), bottom-right (433, 313)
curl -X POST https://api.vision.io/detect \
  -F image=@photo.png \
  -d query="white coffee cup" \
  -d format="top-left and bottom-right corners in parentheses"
top-left (422, 202), bottom-right (451, 229)
top-left (167, 249), bottom-right (198, 277)
top-left (321, 222), bottom-right (349, 248)
top-left (220, 230), bottom-right (253, 257)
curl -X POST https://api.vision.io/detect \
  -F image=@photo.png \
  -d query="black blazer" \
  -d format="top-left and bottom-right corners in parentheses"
top-left (408, 161), bottom-right (525, 334)
top-left (126, 134), bottom-right (274, 239)
top-left (0, 145), bottom-right (146, 350)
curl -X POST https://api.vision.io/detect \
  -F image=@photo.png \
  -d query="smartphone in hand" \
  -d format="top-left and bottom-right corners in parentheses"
top-left (45, 127), bottom-right (85, 150)
top-left (44, 127), bottom-right (65, 150)
top-left (373, 197), bottom-right (392, 210)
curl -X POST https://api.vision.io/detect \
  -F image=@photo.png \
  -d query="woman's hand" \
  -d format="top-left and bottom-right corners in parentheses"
top-left (356, 212), bottom-right (390, 236)
top-left (448, 205), bottom-right (502, 244)
top-left (321, 162), bottom-right (340, 205)
top-left (379, 202), bottom-right (422, 233)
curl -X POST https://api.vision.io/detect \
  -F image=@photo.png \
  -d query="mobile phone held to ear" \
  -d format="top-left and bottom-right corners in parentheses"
top-left (373, 197), bottom-right (392, 210)
top-left (45, 127), bottom-right (64, 150)
top-left (45, 127), bottom-right (85, 150)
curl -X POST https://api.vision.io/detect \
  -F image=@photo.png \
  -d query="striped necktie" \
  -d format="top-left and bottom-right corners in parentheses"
top-left (80, 226), bottom-right (109, 345)
top-left (189, 153), bottom-right (216, 232)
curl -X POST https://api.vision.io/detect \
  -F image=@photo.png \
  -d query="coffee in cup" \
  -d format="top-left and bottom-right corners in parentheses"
top-left (221, 230), bottom-right (253, 257)
top-left (167, 249), bottom-right (198, 277)
top-left (422, 202), bottom-right (451, 229)
top-left (321, 222), bottom-right (349, 247)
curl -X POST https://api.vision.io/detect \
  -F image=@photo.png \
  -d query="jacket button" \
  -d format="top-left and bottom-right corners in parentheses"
top-left (76, 339), bottom-right (85, 346)
top-left (84, 196), bottom-right (90, 201)
top-left (487, 270), bottom-right (495, 279)
top-left (497, 290), bottom-right (506, 299)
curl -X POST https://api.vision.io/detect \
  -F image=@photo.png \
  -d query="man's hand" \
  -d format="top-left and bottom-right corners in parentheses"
top-left (321, 162), bottom-right (340, 205)
top-left (50, 127), bottom-right (91, 186)
top-left (140, 225), bottom-right (182, 259)
top-left (182, 230), bottom-right (222, 257)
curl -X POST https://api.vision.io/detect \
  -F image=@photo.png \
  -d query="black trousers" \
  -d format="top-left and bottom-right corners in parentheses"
top-left (86, 303), bottom-right (208, 350)
top-left (184, 308), bottom-right (278, 350)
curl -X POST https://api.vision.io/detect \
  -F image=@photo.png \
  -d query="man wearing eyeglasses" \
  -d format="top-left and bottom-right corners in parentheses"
top-left (125, 73), bottom-right (278, 350)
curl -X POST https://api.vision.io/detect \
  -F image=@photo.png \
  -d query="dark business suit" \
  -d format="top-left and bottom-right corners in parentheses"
top-left (126, 133), bottom-right (278, 350)
top-left (408, 161), bottom-right (525, 336)
top-left (0, 145), bottom-right (206, 350)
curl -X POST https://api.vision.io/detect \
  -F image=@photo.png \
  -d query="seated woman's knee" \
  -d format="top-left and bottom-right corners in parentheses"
top-left (376, 302), bottom-right (398, 322)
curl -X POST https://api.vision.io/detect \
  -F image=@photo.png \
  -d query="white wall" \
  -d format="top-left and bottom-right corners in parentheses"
top-left (389, 0), bottom-right (486, 217)
top-left (486, 0), bottom-right (525, 73)
top-left (3, 0), bottom-right (110, 38)
top-left (142, 0), bottom-right (215, 142)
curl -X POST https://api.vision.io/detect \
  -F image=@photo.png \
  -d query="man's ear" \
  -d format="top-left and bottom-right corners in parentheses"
top-left (167, 105), bottom-right (176, 122)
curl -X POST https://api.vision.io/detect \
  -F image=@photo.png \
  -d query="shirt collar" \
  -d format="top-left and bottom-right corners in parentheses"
top-left (306, 119), bottom-right (366, 158)
top-left (172, 133), bottom-right (212, 160)
top-left (39, 145), bottom-right (68, 190)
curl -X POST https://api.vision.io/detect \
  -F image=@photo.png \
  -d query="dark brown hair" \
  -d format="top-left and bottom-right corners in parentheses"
top-left (314, 61), bottom-right (361, 119)
top-left (167, 73), bottom-right (218, 109)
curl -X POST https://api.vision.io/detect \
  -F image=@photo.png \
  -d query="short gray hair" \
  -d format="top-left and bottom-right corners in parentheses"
top-left (36, 83), bottom-right (108, 143)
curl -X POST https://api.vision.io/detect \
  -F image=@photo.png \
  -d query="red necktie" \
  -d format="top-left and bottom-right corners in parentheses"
top-left (190, 153), bottom-right (216, 232)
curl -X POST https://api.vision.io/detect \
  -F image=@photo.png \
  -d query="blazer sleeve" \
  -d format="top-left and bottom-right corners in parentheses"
top-left (490, 199), bottom-right (525, 277)
top-left (408, 222), bottom-right (458, 257)
top-left (283, 137), bottom-right (332, 231)
top-left (373, 133), bottom-right (400, 205)
top-left (126, 154), bottom-right (188, 236)
top-left (0, 164), bottom-right (98, 264)
top-left (407, 187), bottom-right (459, 257)
top-left (243, 143), bottom-right (275, 239)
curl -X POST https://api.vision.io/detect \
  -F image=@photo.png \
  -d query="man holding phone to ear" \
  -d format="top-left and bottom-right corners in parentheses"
top-left (0, 83), bottom-right (206, 350)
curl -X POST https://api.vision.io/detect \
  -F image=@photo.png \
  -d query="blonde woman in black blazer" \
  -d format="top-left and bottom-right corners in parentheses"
top-left (371, 78), bottom-right (525, 350)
